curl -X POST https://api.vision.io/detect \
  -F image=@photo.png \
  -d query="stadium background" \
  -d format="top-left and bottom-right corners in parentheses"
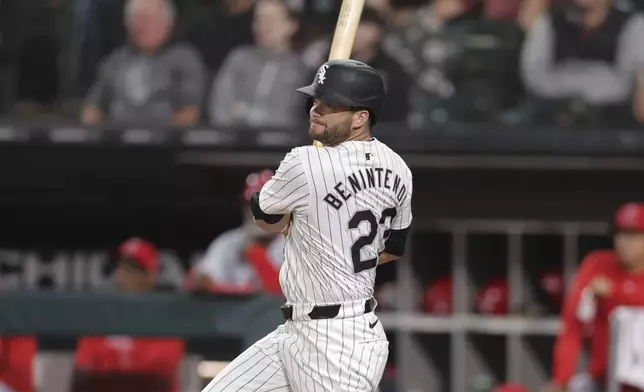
top-left (1, 0), bottom-right (644, 391)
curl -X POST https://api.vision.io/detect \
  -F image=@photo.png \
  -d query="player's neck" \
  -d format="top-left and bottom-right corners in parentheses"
top-left (327, 130), bottom-right (372, 147)
top-left (345, 130), bottom-right (373, 143)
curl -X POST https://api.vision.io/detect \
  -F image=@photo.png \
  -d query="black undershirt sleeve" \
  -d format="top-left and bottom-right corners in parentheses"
top-left (384, 228), bottom-right (410, 256)
top-left (250, 192), bottom-right (284, 224)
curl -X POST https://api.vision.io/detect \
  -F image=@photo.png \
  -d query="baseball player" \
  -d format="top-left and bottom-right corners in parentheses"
top-left (185, 170), bottom-right (285, 295)
top-left (73, 238), bottom-right (185, 392)
top-left (542, 203), bottom-right (644, 392)
top-left (203, 59), bottom-right (413, 392)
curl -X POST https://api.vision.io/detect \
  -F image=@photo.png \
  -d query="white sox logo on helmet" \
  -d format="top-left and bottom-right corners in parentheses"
top-left (317, 64), bottom-right (329, 84)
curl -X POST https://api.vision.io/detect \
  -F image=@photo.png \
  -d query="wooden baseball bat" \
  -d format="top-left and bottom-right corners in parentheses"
top-left (313, 0), bottom-right (366, 147)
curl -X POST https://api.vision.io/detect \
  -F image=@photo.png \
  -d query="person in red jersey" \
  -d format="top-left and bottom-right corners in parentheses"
top-left (0, 336), bottom-right (37, 392)
top-left (71, 238), bottom-right (185, 392)
top-left (542, 203), bottom-right (644, 392)
top-left (0, 279), bottom-right (37, 392)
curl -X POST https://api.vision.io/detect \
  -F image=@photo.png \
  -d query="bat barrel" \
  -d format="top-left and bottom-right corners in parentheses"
top-left (313, 0), bottom-right (366, 146)
top-left (328, 0), bottom-right (366, 60)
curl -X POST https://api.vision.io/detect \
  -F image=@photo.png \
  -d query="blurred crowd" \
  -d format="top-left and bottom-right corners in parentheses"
top-left (3, 0), bottom-right (644, 129)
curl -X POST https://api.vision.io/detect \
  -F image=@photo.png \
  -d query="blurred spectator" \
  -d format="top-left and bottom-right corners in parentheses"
top-left (353, 8), bottom-right (411, 122)
top-left (70, 0), bottom-right (128, 98)
top-left (0, 280), bottom-right (37, 392)
top-left (306, 7), bottom-right (411, 122)
top-left (388, 0), bottom-right (432, 28)
top-left (81, 0), bottom-right (206, 127)
top-left (285, 0), bottom-right (340, 71)
top-left (185, 170), bottom-right (284, 295)
top-left (301, 7), bottom-right (411, 121)
top-left (71, 238), bottom-right (185, 392)
top-left (518, 0), bottom-right (550, 30)
top-left (184, 0), bottom-right (255, 74)
top-left (384, 0), bottom-right (516, 126)
top-left (208, 0), bottom-right (309, 128)
top-left (520, 0), bottom-right (644, 127)
top-left (10, 1), bottom-right (66, 118)
top-left (633, 66), bottom-right (644, 123)
top-left (517, 0), bottom-right (573, 31)
top-left (366, 0), bottom-right (394, 18)
top-left (0, 338), bottom-right (37, 392)
top-left (0, 0), bottom-right (13, 114)
top-left (289, 0), bottom-right (342, 50)
top-left (384, 0), bottom-right (479, 83)
top-left (484, 0), bottom-right (523, 21)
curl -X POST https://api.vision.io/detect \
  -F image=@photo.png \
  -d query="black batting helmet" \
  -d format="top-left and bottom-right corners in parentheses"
top-left (295, 59), bottom-right (386, 124)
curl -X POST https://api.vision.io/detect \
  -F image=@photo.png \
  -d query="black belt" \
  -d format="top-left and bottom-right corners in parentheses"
top-left (281, 298), bottom-right (375, 320)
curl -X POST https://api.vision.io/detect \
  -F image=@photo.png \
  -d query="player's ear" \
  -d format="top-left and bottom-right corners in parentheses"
top-left (353, 110), bottom-right (370, 129)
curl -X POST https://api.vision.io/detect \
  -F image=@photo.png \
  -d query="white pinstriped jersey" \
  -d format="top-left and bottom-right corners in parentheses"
top-left (259, 138), bottom-right (413, 305)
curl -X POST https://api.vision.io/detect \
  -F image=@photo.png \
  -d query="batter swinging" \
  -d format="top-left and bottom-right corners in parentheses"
top-left (203, 59), bottom-right (414, 392)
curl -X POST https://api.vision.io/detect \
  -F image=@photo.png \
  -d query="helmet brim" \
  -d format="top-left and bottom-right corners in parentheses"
top-left (295, 85), bottom-right (358, 108)
top-left (295, 82), bottom-right (379, 125)
top-left (295, 85), bottom-right (315, 97)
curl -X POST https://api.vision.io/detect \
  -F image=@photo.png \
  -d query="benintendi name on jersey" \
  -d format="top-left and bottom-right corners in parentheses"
top-left (323, 166), bottom-right (409, 210)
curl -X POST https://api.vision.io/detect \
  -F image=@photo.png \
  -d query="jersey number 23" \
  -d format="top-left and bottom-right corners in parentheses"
top-left (348, 207), bottom-right (397, 273)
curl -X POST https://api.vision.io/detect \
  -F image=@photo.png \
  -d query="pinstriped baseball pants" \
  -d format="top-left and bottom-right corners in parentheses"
top-left (202, 312), bottom-right (388, 392)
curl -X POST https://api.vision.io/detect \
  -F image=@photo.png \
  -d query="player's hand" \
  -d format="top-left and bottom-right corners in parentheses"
top-left (589, 276), bottom-right (613, 297)
top-left (281, 215), bottom-right (293, 237)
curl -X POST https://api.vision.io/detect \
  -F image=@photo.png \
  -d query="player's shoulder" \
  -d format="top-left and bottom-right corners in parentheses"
top-left (286, 145), bottom-right (324, 164)
top-left (277, 146), bottom-right (309, 168)
top-left (288, 145), bottom-right (309, 156)
top-left (376, 140), bottom-right (413, 182)
top-left (377, 139), bottom-right (410, 164)
top-left (293, 144), bottom-right (330, 155)
top-left (579, 249), bottom-right (618, 271)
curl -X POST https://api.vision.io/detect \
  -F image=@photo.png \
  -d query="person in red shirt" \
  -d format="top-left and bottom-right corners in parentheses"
top-left (0, 336), bottom-right (37, 392)
top-left (184, 169), bottom-right (284, 295)
top-left (71, 238), bottom-right (185, 392)
top-left (543, 202), bottom-right (644, 392)
top-left (0, 279), bottom-right (37, 392)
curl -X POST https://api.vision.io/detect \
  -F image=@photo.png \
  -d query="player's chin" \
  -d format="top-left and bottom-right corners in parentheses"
top-left (308, 123), bottom-right (326, 140)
